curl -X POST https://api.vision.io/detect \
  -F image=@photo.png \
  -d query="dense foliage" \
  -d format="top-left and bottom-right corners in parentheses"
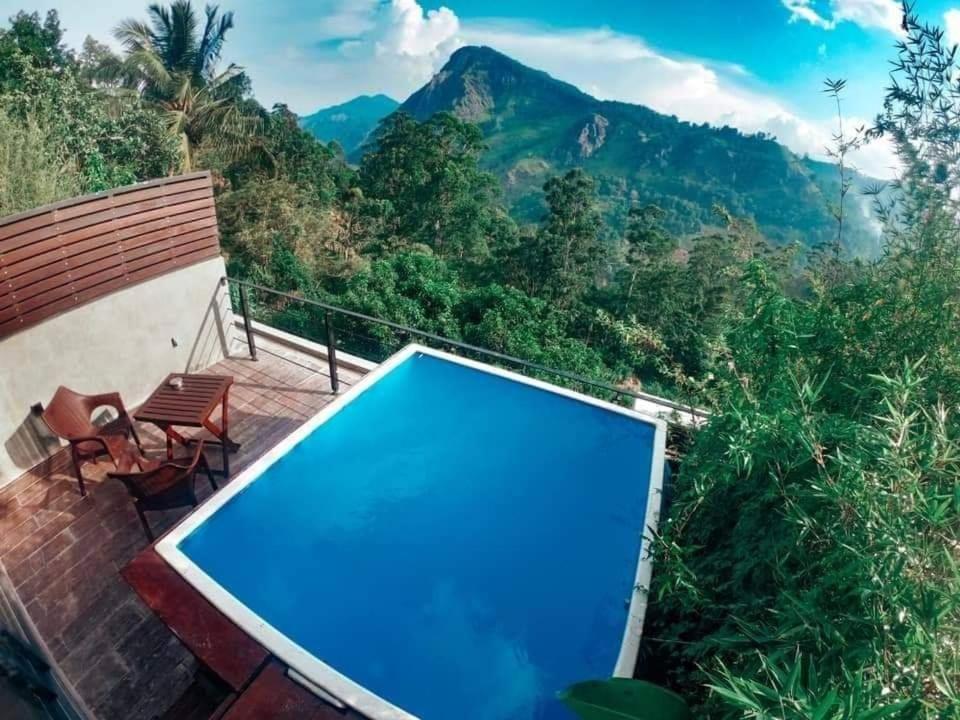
top-left (645, 8), bottom-right (960, 718)
top-left (0, 10), bottom-right (179, 213)
top-left (1, 3), bottom-right (958, 717)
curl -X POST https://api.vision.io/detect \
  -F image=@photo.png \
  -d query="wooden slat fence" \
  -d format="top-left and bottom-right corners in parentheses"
top-left (0, 172), bottom-right (221, 339)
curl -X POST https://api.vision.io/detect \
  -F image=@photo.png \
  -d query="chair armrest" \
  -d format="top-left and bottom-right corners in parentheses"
top-left (109, 450), bottom-right (201, 498)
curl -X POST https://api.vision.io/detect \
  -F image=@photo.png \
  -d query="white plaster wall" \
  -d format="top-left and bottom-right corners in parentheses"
top-left (0, 257), bottom-right (235, 488)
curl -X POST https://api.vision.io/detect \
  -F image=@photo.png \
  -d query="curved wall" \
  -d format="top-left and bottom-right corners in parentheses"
top-left (0, 172), bottom-right (220, 339)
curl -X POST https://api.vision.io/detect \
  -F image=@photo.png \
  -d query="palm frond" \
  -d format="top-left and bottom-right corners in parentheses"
top-left (196, 5), bottom-right (234, 80)
top-left (121, 49), bottom-right (173, 95)
top-left (112, 1), bottom-right (250, 172)
top-left (166, 0), bottom-right (199, 74)
top-left (114, 19), bottom-right (155, 54)
top-left (188, 86), bottom-right (261, 160)
top-left (207, 63), bottom-right (244, 90)
top-left (146, 3), bottom-right (173, 62)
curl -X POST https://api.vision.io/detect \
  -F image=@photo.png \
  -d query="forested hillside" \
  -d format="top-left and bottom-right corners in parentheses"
top-left (327, 45), bottom-right (880, 256)
top-left (1, 2), bottom-right (958, 717)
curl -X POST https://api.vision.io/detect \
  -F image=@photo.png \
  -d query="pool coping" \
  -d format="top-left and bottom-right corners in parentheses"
top-left (155, 343), bottom-right (668, 720)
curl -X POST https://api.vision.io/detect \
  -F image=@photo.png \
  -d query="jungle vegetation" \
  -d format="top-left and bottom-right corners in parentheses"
top-left (0, 2), bottom-right (956, 716)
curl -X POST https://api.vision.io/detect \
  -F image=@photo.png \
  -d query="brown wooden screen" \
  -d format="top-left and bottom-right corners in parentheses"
top-left (0, 172), bottom-right (221, 340)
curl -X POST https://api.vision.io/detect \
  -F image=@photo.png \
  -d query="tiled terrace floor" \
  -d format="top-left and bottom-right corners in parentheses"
top-left (0, 334), bottom-right (365, 719)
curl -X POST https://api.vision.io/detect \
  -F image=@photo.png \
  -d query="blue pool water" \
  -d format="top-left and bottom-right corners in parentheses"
top-left (178, 352), bottom-right (658, 719)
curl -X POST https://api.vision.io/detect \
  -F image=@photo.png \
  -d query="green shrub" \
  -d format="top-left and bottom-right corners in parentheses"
top-left (0, 109), bottom-right (79, 215)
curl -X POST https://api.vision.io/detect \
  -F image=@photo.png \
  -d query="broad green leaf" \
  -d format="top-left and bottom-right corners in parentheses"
top-left (559, 679), bottom-right (691, 720)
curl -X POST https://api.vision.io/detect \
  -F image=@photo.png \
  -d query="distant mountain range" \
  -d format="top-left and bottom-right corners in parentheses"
top-left (299, 94), bottom-right (399, 154)
top-left (302, 46), bottom-right (883, 255)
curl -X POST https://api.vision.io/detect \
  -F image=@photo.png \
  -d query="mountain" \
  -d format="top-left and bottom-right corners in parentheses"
top-left (301, 94), bottom-right (399, 155)
top-left (398, 46), bottom-right (882, 256)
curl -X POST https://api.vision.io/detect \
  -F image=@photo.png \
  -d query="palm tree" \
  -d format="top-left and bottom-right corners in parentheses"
top-left (113, 1), bottom-right (256, 171)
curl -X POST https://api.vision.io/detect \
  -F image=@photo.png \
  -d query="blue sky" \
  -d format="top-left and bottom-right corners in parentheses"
top-left (6, 0), bottom-right (959, 177)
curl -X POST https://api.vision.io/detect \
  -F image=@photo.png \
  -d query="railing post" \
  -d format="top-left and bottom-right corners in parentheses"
top-left (238, 283), bottom-right (257, 361)
top-left (325, 311), bottom-right (339, 394)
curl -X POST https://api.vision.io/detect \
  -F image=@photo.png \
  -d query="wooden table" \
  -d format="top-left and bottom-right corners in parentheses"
top-left (135, 373), bottom-right (239, 478)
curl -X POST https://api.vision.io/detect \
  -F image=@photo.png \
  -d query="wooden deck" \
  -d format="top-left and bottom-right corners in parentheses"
top-left (0, 335), bottom-right (365, 719)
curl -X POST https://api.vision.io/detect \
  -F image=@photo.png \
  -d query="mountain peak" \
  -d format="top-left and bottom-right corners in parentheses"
top-left (300, 94), bottom-right (400, 153)
top-left (400, 44), bottom-right (591, 123)
top-left (445, 45), bottom-right (520, 67)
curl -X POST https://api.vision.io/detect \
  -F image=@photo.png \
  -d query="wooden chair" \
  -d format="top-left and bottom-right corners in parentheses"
top-left (108, 442), bottom-right (218, 542)
top-left (41, 386), bottom-right (143, 496)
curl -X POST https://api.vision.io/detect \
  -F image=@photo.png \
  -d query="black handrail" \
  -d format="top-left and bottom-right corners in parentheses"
top-left (225, 276), bottom-right (709, 421)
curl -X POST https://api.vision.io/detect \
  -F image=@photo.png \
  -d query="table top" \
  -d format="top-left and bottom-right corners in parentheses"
top-left (134, 373), bottom-right (233, 426)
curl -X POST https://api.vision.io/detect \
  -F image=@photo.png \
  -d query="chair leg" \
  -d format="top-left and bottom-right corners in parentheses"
top-left (135, 504), bottom-right (155, 543)
top-left (200, 455), bottom-right (218, 491)
top-left (128, 422), bottom-right (143, 451)
top-left (70, 446), bottom-right (86, 497)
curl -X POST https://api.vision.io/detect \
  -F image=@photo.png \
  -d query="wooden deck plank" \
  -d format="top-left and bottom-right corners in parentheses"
top-left (221, 661), bottom-right (362, 720)
top-left (121, 547), bottom-right (268, 692)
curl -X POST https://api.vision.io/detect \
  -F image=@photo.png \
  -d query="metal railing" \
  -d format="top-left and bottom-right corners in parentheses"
top-left (225, 276), bottom-right (709, 422)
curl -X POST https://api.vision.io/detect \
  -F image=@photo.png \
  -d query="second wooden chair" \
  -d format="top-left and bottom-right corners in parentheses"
top-left (108, 441), bottom-right (218, 542)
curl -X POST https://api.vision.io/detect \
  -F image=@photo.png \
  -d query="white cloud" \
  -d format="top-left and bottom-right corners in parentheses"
top-left (945, 9), bottom-right (960, 47)
top-left (784, 0), bottom-right (837, 29)
top-left (833, 0), bottom-right (904, 35)
top-left (375, 0), bottom-right (459, 58)
top-left (226, 0), bottom-right (460, 115)
top-left (782, 0), bottom-right (904, 36)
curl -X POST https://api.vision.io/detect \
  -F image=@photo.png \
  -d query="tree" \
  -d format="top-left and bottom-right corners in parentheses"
top-left (457, 283), bottom-right (610, 380)
top-left (113, 0), bottom-right (256, 170)
top-left (0, 10), bottom-right (72, 88)
top-left (645, 7), bottom-right (960, 717)
top-left (509, 169), bottom-right (606, 308)
top-left (77, 36), bottom-right (124, 88)
top-left (620, 204), bottom-right (674, 310)
top-left (222, 103), bottom-right (346, 205)
top-left (333, 251), bottom-right (464, 358)
top-left (359, 112), bottom-right (503, 261)
top-left (0, 35), bottom-right (179, 192)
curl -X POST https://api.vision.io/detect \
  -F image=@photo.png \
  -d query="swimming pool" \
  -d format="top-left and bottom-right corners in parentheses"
top-left (156, 344), bottom-right (666, 720)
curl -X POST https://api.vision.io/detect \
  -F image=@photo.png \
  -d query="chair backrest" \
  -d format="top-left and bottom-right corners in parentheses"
top-left (41, 386), bottom-right (98, 441)
top-left (108, 442), bottom-right (205, 500)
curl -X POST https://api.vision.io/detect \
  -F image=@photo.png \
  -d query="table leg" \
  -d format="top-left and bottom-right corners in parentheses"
top-left (221, 390), bottom-right (230, 479)
top-left (164, 426), bottom-right (190, 459)
top-left (199, 390), bottom-right (237, 479)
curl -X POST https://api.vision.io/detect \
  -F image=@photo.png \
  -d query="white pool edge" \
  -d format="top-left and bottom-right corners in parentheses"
top-left (156, 343), bottom-right (668, 719)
